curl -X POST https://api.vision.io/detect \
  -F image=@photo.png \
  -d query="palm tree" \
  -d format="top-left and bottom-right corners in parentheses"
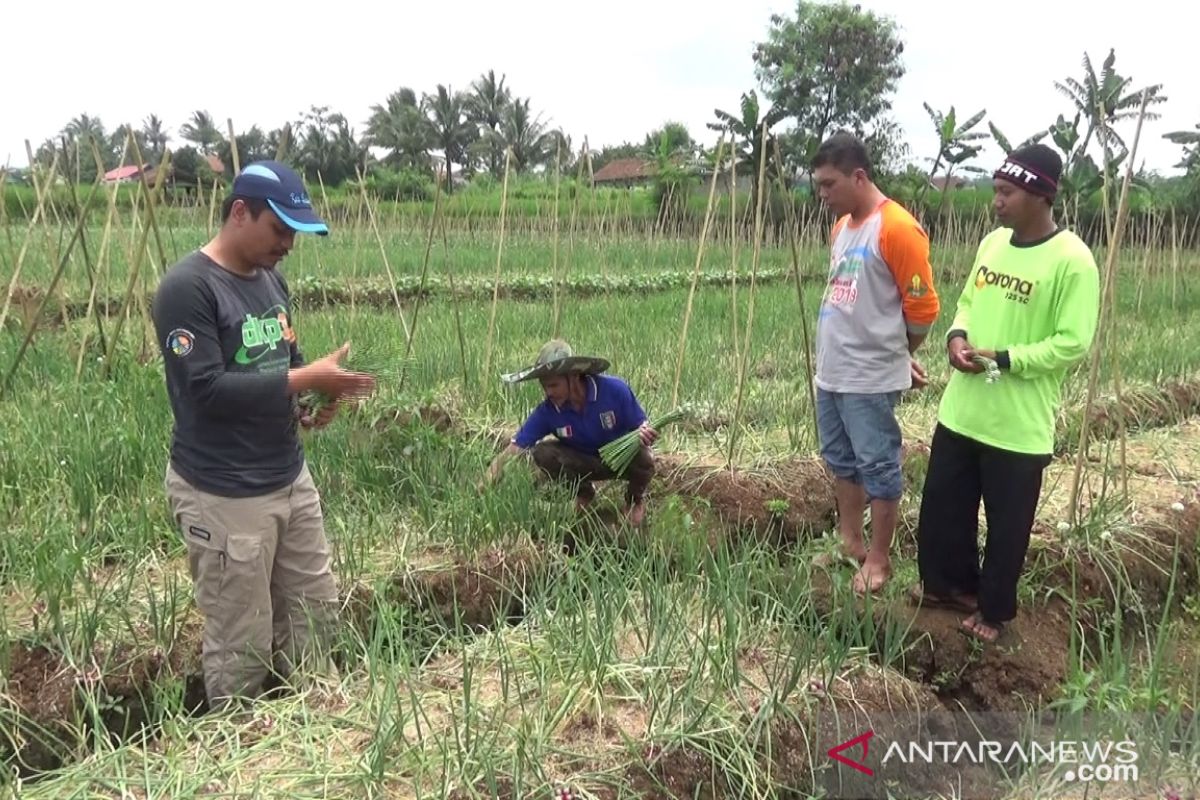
top-left (364, 88), bottom-right (432, 171)
top-left (179, 110), bottom-right (222, 155)
top-left (423, 85), bottom-right (475, 192)
top-left (63, 113), bottom-right (107, 144)
top-left (292, 106), bottom-right (366, 186)
top-left (59, 114), bottom-right (109, 180)
top-left (109, 124), bottom-right (150, 168)
top-left (467, 70), bottom-right (512, 175)
top-left (501, 97), bottom-right (550, 173)
top-left (141, 115), bottom-right (170, 160)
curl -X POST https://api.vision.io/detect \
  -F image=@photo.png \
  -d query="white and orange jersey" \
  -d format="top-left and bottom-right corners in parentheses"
top-left (815, 198), bottom-right (940, 394)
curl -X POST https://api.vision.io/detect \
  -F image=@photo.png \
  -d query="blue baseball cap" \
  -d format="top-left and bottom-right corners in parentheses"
top-left (231, 160), bottom-right (329, 235)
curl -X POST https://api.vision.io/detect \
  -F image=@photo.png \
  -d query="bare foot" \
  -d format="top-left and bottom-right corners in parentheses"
top-left (960, 612), bottom-right (1003, 643)
top-left (851, 555), bottom-right (891, 595)
top-left (839, 536), bottom-right (868, 564)
top-left (813, 545), bottom-right (867, 569)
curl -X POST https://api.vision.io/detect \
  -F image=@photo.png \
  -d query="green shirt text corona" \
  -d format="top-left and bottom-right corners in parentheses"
top-left (938, 227), bottom-right (1100, 455)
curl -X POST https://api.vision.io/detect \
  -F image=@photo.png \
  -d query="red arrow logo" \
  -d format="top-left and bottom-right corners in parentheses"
top-left (827, 730), bottom-right (875, 776)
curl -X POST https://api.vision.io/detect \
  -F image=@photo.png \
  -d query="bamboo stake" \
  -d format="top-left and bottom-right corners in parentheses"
top-left (729, 147), bottom-right (740, 368)
top-left (726, 122), bottom-right (771, 470)
top-left (127, 131), bottom-right (171, 275)
top-left (554, 143), bottom-right (588, 338)
top-left (206, 176), bottom-right (220, 237)
top-left (348, 177), bottom-right (366, 327)
top-left (354, 165), bottom-right (411, 343)
top-left (1093, 127), bottom-right (1129, 504)
top-left (397, 165), bottom-right (445, 396)
top-left (0, 149), bottom-right (59, 334)
top-left (482, 147), bottom-right (513, 392)
top-left (1171, 206), bottom-right (1180, 311)
top-left (28, 139), bottom-right (73, 331)
top-left (102, 145), bottom-right (171, 379)
top-left (1067, 90), bottom-right (1150, 525)
top-left (72, 136), bottom-right (122, 376)
top-left (2, 175), bottom-right (104, 398)
top-left (671, 135), bottom-right (726, 408)
top-left (439, 192), bottom-right (470, 397)
top-left (549, 137), bottom-right (563, 337)
top-left (227, 119), bottom-right (240, 174)
top-left (772, 136), bottom-right (819, 448)
top-left (76, 173), bottom-right (120, 378)
top-left (132, 147), bottom-right (173, 360)
top-left (0, 160), bottom-right (12, 282)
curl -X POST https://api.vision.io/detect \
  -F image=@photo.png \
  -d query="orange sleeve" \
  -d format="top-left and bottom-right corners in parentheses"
top-left (879, 203), bottom-right (939, 333)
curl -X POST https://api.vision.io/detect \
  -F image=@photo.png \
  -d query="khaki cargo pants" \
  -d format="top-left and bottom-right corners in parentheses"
top-left (165, 462), bottom-right (339, 710)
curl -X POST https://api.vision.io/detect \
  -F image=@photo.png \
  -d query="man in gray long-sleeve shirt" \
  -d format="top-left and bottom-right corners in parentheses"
top-left (152, 160), bottom-right (375, 710)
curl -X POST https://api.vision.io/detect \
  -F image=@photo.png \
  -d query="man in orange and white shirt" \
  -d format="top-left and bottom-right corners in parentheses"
top-left (810, 131), bottom-right (940, 594)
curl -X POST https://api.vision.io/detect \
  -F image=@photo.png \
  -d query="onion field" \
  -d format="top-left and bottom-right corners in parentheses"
top-left (1, 177), bottom-right (1198, 799)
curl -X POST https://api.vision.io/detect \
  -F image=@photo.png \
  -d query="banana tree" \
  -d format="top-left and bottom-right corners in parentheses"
top-left (1164, 123), bottom-right (1200, 173)
top-left (1047, 112), bottom-right (1145, 228)
top-left (915, 103), bottom-right (988, 212)
top-left (706, 90), bottom-right (787, 202)
top-left (986, 122), bottom-right (1048, 155)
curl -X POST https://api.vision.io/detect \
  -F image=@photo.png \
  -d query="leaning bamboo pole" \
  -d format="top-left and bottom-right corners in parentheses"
top-left (554, 143), bottom-right (587, 339)
top-left (729, 147), bottom-right (740, 368)
top-left (101, 146), bottom-right (171, 379)
top-left (0, 150), bottom-right (59, 334)
top-left (671, 135), bottom-right (726, 408)
top-left (549, 138), bottom-right (564, 337)
top-left (355, 165), bottom-right (412, 343)
top-left (726, 123), bottom-right (771, 471)
top-left (1068, 90), bottom-right (1151, 525)
top-left (2, 174), bottom-right (104, 398)
top-left (438, 191), bottom-right (470, 397)
top-left (481, 147), bottom-right (514, 393)
top-left (227, 119), bottom-right (241, 174)
top-left (397, 165), bottom-right (445, 396)
top-left (772, 136), bottom-right (819, 448)
top-left (72, 136), bottom-right (122, 378)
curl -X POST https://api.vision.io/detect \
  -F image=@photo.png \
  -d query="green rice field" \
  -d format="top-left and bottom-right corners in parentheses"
top-left (1, 183), bottom-right (1198, 799)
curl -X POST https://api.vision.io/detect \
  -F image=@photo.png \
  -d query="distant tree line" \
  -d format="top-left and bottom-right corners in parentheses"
top-left (8, 1), bottom-right (1200, 230)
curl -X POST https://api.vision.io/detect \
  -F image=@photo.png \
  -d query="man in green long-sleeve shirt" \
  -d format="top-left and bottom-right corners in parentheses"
top-left (911, 144), bottom-right (1100, 643)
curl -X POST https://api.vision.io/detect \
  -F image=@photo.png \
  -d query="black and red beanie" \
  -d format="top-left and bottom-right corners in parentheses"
top-left (993, 144), bottom-right (1063, 200)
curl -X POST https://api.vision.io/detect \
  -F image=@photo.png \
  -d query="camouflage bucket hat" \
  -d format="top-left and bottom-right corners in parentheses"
top-left (501, 339), bottom-right (610, 384)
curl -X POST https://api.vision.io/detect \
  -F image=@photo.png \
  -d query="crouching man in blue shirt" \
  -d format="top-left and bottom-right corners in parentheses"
top-left (483, 339), bottom-right (659, 525)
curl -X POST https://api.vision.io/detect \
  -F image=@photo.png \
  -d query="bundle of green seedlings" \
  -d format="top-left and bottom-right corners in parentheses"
top-left (599, 405), bottom-right (692, 474)
top-left (299, 339), bottom-right (415, 413)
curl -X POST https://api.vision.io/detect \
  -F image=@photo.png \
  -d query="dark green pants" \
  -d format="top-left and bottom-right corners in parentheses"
top-left (532, 440), bottom-right (655, 506)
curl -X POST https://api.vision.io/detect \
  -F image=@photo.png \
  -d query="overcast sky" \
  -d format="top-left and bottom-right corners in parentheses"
top-left (4, 0), bottom-right (1192, 175)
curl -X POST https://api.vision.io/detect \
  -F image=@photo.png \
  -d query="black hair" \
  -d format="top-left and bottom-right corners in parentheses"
top-left (220, 194), bottom-right (270, 223)
top-left (810, 131), bottom-right (874, 180)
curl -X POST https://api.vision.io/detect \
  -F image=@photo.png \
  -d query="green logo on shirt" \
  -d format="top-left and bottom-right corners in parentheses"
top-left (234, 305), bottom-right (296, 366)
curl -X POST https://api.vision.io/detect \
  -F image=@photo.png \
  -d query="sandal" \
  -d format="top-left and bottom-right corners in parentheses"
top-left (907, 584), bottom-right (978, 614)
top-left (959, 611), bottom-right (1004, 644)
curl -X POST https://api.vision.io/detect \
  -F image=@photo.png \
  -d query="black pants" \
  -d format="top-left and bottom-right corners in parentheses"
top-left (917, 423), bottom-right (1051, 623)
top-left (532, 441), bottom-right (655, 506)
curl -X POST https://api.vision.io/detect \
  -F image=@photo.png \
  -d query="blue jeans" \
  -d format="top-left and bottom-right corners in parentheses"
top-left (816, 388), bottom-right (903, 501)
